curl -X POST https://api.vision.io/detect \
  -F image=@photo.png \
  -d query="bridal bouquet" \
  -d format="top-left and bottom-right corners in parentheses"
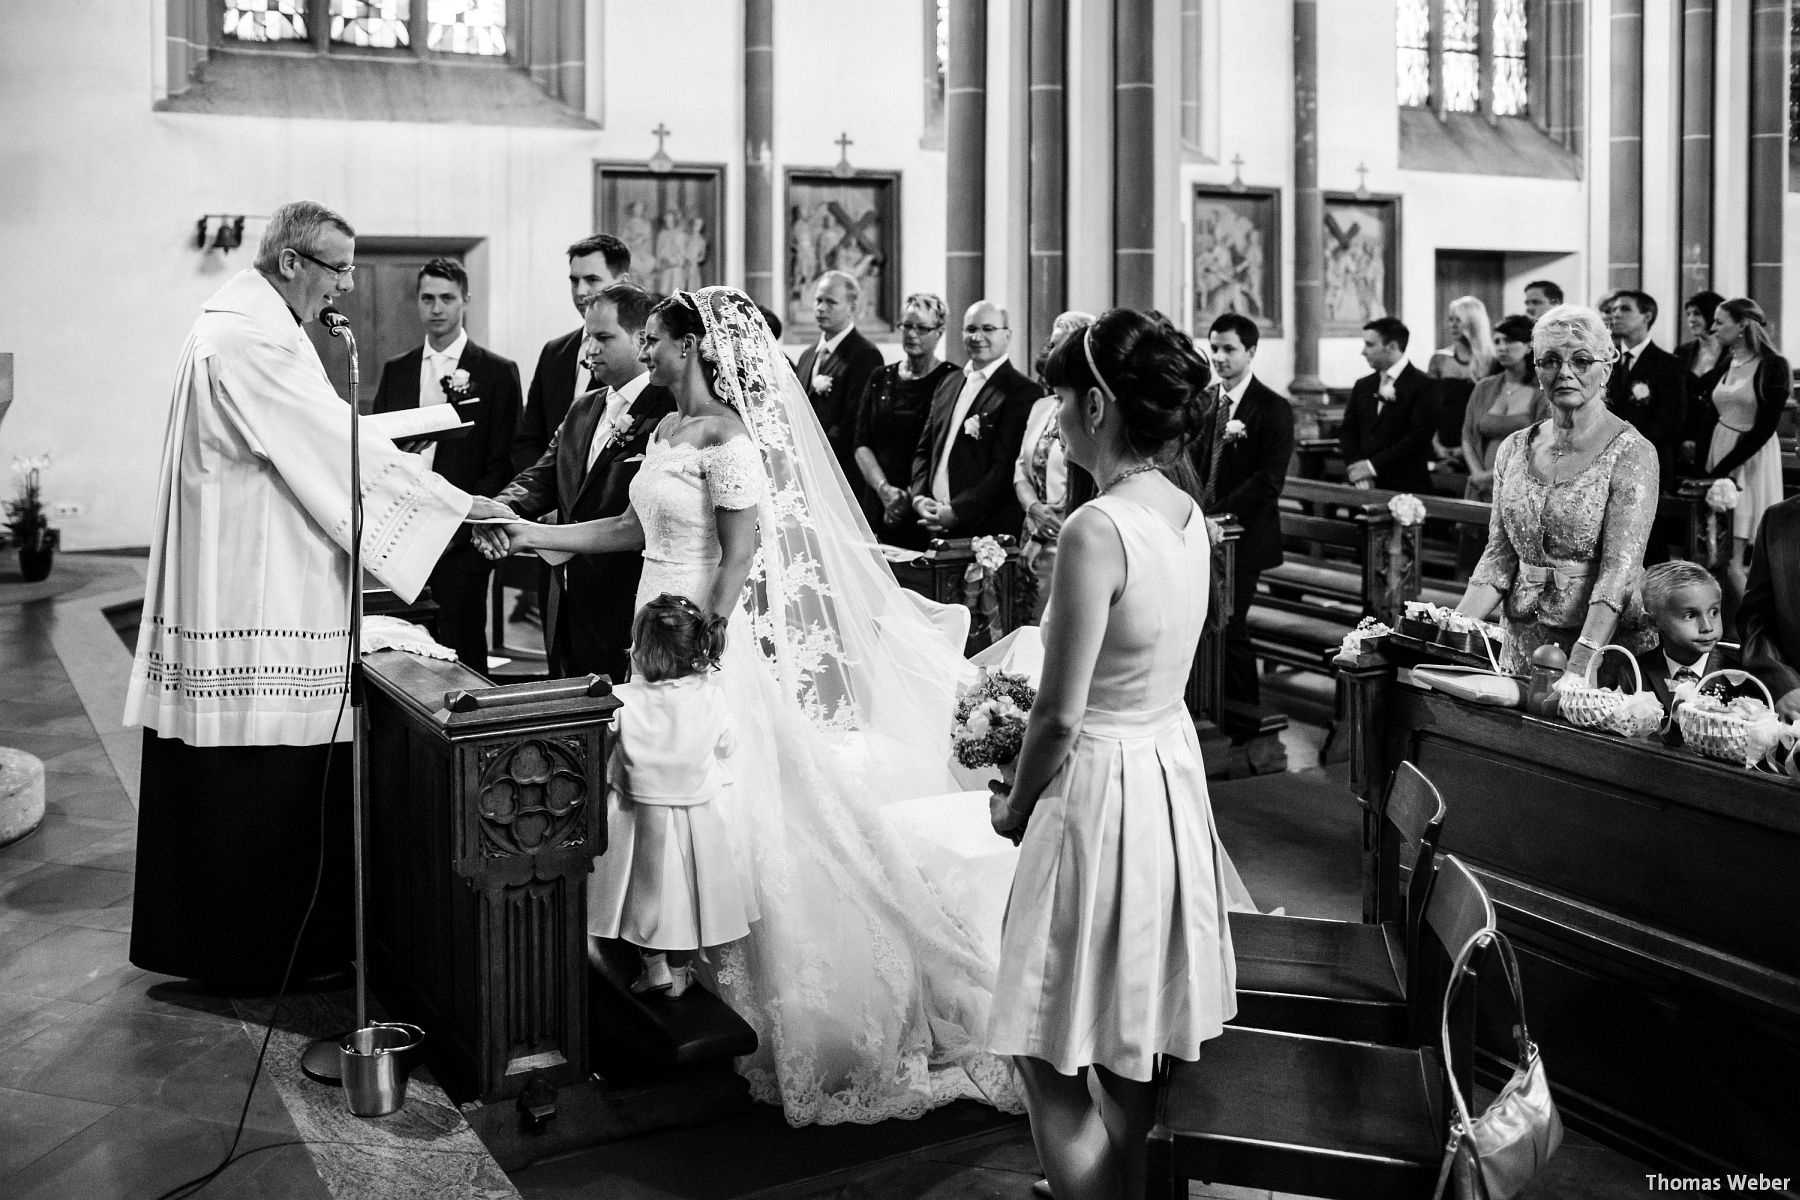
top-left (1705, 477), bottom-right (1739, 514)
top-left (952, 668), bottom-right (1036, 779)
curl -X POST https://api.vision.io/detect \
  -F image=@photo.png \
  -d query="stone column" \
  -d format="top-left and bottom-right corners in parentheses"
top-left (1028, 0), bottom-right (1068, 354)
top-left (1678, 0), bottom-right (1715, 303)
top-left (1290, 0), bottom-right (1327, 431)
top-left (946, 0), bottom-right (988, 328)
top-left (1747, 0), bottom-right (1786, 327)
top-left (1608, 0), bottom-right (1644, 290)
top-left (1113, 0), bottom-right (1156, 309)
top-left (743, 0), bottom-right (775, 309)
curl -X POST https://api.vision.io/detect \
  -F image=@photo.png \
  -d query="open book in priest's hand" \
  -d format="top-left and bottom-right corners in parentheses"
top-left (363, 405), bottom-right (473, 445)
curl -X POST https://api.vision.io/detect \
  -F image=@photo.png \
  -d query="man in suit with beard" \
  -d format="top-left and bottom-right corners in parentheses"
top-left (1339, 316), bottom-right (1441, 495)
top-left (795, 270), bottom-right (884, 477)
top-left (1196, 312), bottom-right (1296, 707)
top-left (489, 283), bottom-right (673, 682)
top-left (371, 257), bottom-right (522, 672)
top-left (514, 234), bottom-right (632, 471)
top-left (910, 300), bottom-right (1039, 539)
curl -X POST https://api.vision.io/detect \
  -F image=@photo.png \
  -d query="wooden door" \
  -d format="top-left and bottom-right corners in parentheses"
top-left (307, 238), bottom-right (483, 410)
top-left (1433, 251), bottom-right (1505, 347)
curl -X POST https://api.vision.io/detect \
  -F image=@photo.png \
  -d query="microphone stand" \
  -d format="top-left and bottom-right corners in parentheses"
top-left (300, 314), bottom-right (372, 1085)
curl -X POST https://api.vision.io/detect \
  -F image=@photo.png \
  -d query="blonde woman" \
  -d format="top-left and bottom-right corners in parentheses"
top-left (1430, 295), bottom-right (1496, 463)
top-left (1015, 310), bottom-right (1097, 620)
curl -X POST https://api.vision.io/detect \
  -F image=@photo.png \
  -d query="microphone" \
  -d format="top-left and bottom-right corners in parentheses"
top-left (320, 305), bottom-right (351, 335)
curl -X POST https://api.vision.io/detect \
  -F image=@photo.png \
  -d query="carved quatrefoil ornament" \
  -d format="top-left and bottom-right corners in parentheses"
top-left (477, 738), bottom-right (588, 857)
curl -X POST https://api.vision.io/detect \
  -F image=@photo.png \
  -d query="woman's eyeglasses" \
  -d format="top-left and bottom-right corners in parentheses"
top-left (897, 322), bottom-right (942, 334)
top-left (1533, 354), bottom-right (1609, 375)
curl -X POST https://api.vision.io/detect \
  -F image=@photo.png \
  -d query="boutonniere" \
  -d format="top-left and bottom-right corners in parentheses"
top-left (440, 369), bottom-right (473, 398)
top-left (598, 412), bottom-right (642, 458)
top-left (1223, 418), bottom-right (1247, 443)
top-left (812, 373), bottom-right (834, 396)
top-left (1630, 381), bottom-right (1650, 402)
top-left (962, 414), bottom-right (984, 440)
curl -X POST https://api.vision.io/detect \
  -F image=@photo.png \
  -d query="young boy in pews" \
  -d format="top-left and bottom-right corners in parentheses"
top-left (1603, 561), bottom-right (1730, 711)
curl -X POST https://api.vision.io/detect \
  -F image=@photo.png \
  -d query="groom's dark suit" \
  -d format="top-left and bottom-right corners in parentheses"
top-left (372, 338), bottom-right (522, 673)
top-left (494, 377), bottom-right (676, 681)
top-left (909, 359), bottom-right (1039, 539)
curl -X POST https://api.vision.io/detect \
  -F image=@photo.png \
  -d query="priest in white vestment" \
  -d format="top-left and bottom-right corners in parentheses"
top-left (124, 201), bottom-right (511, 993)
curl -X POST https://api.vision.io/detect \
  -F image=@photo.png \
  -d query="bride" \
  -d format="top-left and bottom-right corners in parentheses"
top-left (478, 287), bottom-right (1022, 1125)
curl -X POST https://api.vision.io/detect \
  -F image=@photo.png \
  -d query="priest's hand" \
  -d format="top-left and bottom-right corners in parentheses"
top-left (466, 497), bottom-right (518, 521)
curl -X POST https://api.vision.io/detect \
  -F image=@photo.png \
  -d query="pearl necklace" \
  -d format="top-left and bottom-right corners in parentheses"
top-left (1101, 461), bottom-right (1161, 493)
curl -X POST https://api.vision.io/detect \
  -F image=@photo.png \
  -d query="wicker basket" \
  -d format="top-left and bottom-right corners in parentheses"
top-left (1562, 644), bottom-right (1656, 737)
top-left (1673, 670), bottom-right (1782, 768)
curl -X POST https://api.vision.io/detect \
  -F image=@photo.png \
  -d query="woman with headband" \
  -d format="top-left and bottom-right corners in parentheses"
top-left (987, 310), bottom-right (1248, 1200)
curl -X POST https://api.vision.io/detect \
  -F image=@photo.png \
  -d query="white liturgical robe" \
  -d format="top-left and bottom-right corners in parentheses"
top-left (125, 269), bottom-right (472, 748)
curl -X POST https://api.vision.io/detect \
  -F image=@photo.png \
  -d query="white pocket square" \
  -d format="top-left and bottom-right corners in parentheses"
top-left (621, 454), bottom-right (646, 463)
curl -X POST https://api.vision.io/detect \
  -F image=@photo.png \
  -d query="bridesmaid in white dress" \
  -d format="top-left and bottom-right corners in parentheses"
top-left (988, 311), bottom-right (1241, 1200)
top-left (1702, 297), bottom-right (1792, 624)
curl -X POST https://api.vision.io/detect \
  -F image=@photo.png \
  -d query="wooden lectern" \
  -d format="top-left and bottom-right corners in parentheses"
top-left (359, 650), bottom-right (756, 1168)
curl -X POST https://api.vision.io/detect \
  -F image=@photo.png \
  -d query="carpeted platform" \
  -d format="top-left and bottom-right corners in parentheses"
top-left (1210, 764), bottom-right (1362, 921)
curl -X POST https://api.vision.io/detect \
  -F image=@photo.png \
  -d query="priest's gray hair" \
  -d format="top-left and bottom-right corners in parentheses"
top-left (1531, 303), bottom-right (1611, 359)
top-left (815, 270), bottom-right (861, 307)
top-left (255, 201), bottom-right (357, 274)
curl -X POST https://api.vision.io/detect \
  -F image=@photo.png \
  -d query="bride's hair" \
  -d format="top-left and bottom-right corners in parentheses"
top-left (632, 593), bottom-right (728, 681)
top-left (651, 292), bottom-right (720, 388)
top-left (1041, 309), bottom-right (1211, 457)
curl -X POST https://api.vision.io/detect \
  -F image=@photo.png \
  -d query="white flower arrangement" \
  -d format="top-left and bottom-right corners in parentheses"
top-left (1204, 516), bottom-right (1226, 547)
top-left (1223, 418), bottom-right (1248, 442)
top-left (1334, 615), bottom-right (1392, 662)
top-left (812, 373), bottom-right (834, 396)
top-left (1631, 382), bottom-right (1650, 402)
top-left (971, 535), bottom-right (1007, 573)
top-left (951, 668), bottom-right (1037, 770)
top-left (1705, 477), bottom-right (1739, 513)
top-left (440, 368), bottom-right (474, 397)
top-left (1388, 492), bottom-right (1428, 527)
top-left (962, 414), bottom-right (984, 440)
top-left (11, 454), bottom-right (52, 477)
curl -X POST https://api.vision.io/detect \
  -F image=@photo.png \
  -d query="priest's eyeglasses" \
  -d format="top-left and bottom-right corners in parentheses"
top-left (290, 248), bottom-right (356, 280)
top-left (1533, 353), bottom-right (1609, 375)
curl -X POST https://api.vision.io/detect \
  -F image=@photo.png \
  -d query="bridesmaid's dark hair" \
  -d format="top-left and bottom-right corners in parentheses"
top-left (1041, 309), bottom-right (1212, 459)
top-left (632, 593), bottom-right (728, 682)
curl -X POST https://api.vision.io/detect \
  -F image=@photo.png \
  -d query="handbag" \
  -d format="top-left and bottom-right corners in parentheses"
top-left (1410, 623), bottom-right (1525, 708)
top-left (1432, 928), bottom-right (1563, 1200)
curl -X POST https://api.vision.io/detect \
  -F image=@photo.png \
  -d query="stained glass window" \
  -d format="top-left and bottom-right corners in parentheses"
top-left (1441, 0), bottom-right (1480, 112)
top-left (428, 0), bottom-right (507, 56)
top-left (331, 0), bottom-right (409, 48)
top-left (1493, 0), bottom-right (1528, 116)
top-left (224, 0), bottom-right (308, 42)
top-left (1396, 0), bottom-right (1431, 108)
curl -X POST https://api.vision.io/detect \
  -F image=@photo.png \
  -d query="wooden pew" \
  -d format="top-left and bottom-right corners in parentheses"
top-left (1248, 479), bottom-right (1421, 675)
top-left (887, 536), bottom-right (1026, 655)
top-left (361, 652), bottom-right (757, 1169)
top-left (1338, 645), bottom-right (1800, 1187)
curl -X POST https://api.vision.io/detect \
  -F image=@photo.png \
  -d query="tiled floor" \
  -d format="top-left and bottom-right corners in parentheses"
top-left (0, 556), bottom-right (1653, 1200)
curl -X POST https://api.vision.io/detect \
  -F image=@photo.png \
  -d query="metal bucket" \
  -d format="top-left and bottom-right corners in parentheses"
top-left (339, 1022), bottom-right (424, 1117)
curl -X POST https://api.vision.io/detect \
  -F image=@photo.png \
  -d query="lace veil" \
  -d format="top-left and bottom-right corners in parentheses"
top-left (686, 287), bottom-right (1019, 1123)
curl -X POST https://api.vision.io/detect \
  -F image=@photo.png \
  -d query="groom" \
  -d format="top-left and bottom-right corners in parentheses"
top-left (490, 282), bottom-right (673, 681)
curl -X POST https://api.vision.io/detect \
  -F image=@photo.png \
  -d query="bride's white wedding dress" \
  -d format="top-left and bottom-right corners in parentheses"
top-left (613, 289), bottom-right (1023, 1125)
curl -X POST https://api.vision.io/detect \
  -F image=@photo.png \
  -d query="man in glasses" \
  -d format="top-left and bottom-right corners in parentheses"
top-left (125, 200), bottom-right (513, 996)
top-left (796, 270), bottom-right (884, 477)
top-left (911, 300), bottom-right (1039, 538)
top-left (1340, 316), bottom-right (1442, 494)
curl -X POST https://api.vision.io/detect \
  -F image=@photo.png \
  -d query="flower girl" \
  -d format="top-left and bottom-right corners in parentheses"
top-left (590, 593), bottom-right (759, 997)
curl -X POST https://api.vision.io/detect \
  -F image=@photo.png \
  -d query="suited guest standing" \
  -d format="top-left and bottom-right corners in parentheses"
top-left (1741, 494), bottom-right (1800, 721)
top-left (1602, 290), bottom-right (1687, 489)
top-left (795, 270), bottom-right (885, 479)
top-left (372, 258), bottom-right (521, 672)
top-left (493, 283), bottom-right (672, 681)
top-left (911, 300), bottom-right (1040, 539)
top-left (514, 234), bottom-right (631, 470)
top-left (1339, 317), bottom-right (1442, 494)
top-left (1197, 313), bottom-right (1295, 707)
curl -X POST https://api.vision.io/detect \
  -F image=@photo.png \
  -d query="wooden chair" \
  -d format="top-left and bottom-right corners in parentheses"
top-left (1147, 854), bottom-right (1496, 1200)
top-left (1227, 760), bottom-right (1447, 1044)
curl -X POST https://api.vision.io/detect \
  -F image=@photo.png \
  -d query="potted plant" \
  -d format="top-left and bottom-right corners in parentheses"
top-left (6, 455), bottom-right (59, 582)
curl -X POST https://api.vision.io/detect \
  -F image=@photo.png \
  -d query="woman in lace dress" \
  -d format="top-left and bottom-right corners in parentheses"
top-left (1455, 304), bottom-right (1659, 680)
top-left (481, 289), bottom-right (1022, 1126)
top-left (989, 312), bottom-right (1241, 1200)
